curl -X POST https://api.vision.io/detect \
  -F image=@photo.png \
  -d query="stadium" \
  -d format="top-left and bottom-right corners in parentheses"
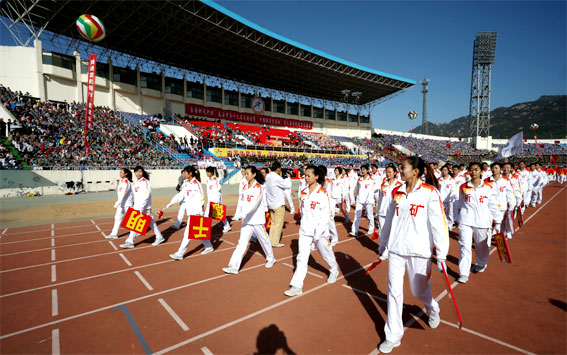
top-left (0, 1), bottom-right (565, 354)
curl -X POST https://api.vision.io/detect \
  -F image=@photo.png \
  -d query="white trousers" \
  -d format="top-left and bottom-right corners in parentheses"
top-left (503, 209), bottom-right (515, 238)
top-left (523, 188), bottom-right (532, 212)
top-left (290, 233), bottom-right (338, 289)
top-left (174, 214), bottom-right (213, 256)
top-left (352, 203), bottom-right (375, 235)
top-left (125, 210), bottom-right (163, 244)
top-left (329, 209), bottom-right (338, 243)
top-left (377, 214), bottom-right (385, 232)
top-left (171, 203), bottom-right (187, 229)
top-left (284, 189), bottom-right (295, 212)
top-left (110, 206), bottom-right (127, 236)
top-left (384, 252), bottom-right (440, 344)
top-left (349, 185), bottom-right (356, 204)
top-left (228, 224), bottom-right (274, 270)
top-left (452, 199), bottom-right (460, 224)
top-left (530, 187), bottom-right (542, 206)
top-left (333, 197), bottom-right (349, 221)
top-left (458, 224), bottom-right (491, 277)
top-left (443, 201), bottom-right (454, 229)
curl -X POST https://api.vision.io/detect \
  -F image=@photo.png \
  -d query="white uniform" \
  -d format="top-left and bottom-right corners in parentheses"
top-left (205, 176), bottom-right (230, 230)
top-left (530, 169), bottom-right (546, 206)
top-left (283, 177), bottom-right (295, 214)
top-left (298, 177), bottom-right (306, 213)
top-left (438, 176), bottom-right (457, 229)
top-left (485, 176), bottom-right (516, 234)
top-left (371, 171), bottom-right (383, 205)
top-left (457, 181), bottom-right (498, 277)
top-left (109, 178), bottom-right (134, 237)
top-left (506, 173), bottom-right (523, 239)
top-left (167, 179), bottom-right (190, 229)
top-left (376, 178), bottom-right (403, 230)
top-left (348, 170), bottom-right (358, 203)
top-left (351, 175), bottom-right (376, 236)
top-left (453, 175), bottom-right (467, 223)
top-left (171, 177), bottom-right (213, 257)
top-left (324, 177), bottom-right (339, 245)
top-left (380, 180), bottom-right (449, 345)
top-left (517, 168), bottom-right (530, 210)
top-left (124, 177), bottom-right (164, 245)
top-left (289, 184), bottom-right (338, 289)
top-left (342, 173), bottom-right (352, 216)
top-left (331, 175), bottom-right (349, 222)
top-left (227, 181), bottom-right (274, 270)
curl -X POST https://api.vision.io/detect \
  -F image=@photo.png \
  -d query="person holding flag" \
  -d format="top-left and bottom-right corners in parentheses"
top-left (222, 166), bottom-right (275, 274)
top-left (517, 161), bottom-right (531, 212)
top-left (485, 163), bottom-right (516, 235)
top-left (120, 166), bottom-right (165, 248)
top-left (377, 156), bottom-right (448, 354)
top-left (204, 166), bottom-right (231, 233)
top-left (331, 167), bottom-right (349, 224)
top-left (350, 165), bottom-right (376, 237)
top-left (169, 166), bottom-right (214, 260)
top-left (529, 163), bottom-right (546, 207)
top-left (106, 168), bottom-right (133, 240)
top-left (502, 162), bottom-right (522, 239)
top-left (319, 165), bottom-right (339, 247)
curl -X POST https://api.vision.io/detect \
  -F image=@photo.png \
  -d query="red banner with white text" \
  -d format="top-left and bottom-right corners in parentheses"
top-left (185, 103), bottom-right (312, 130)
top-left (84, 54), bottom-right (97, 154)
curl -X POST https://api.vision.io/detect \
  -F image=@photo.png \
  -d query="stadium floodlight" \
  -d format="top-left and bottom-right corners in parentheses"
top-left (473, 32), bottom-right (497, 65)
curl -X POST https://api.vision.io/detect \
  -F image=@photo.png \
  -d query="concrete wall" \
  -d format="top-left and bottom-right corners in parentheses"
top-left (0, 45), bottom-right (40, 97)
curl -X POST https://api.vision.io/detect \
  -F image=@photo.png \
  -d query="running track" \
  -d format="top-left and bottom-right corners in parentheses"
top-left (0, 183), bottom-right (565, 354)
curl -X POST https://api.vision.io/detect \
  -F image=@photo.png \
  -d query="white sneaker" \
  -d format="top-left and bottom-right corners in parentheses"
top-left (457, 275), bottom-right (469, 284)
top-left (330, 240), bottom-right (338, 247)
top-left (105, 234), bottom-right (118, 240)
top-left (378, 340), bottom-right (400, 353)
top-left (222, 267), bottom-right (239, 274)
top-left (200, 247), bottom-right (214, 255)
top-left (367, 230), bottom-right (374, 236)
top-left (428, 315), bottom-right (440, 329)
top-left (222, 225), bottom-right (231, 233)
top-left (152, 237), bottom-right (165, 246)
top-left (290, 210), bottom-right (295, 215)
top-left (310, 243), bottom-right (316, 251)
top-left (120, 242), bottom-right (134, 249)
top-left (283, 286), bottom-right (302, 297)
top-left (327, 271), bottom-right (339, 284)
top-left (477, 264), bottom-right (487, 273)
top-left (170, 225), bottom-right (180, 230)
top-left (169, 253), bottom-right (183, 261)
top-left (349, 231), bottom-right (356, 236)
top-left (265, 259), bottom-right (276, 268)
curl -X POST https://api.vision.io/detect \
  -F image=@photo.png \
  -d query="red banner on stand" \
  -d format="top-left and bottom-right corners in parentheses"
top-left (185, 103), bottom-right (312, 130)
top-left (493, 232), bottom-right (513, 263)
top-left (84, 54), bottom-right (97, 154)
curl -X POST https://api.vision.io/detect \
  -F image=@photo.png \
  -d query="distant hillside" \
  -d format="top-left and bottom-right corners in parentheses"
top-left (413, 95), bottom-right (566, 139)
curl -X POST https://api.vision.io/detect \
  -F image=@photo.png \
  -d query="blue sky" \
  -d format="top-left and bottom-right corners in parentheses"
top-left (216, 0), bottom-right (566, 132)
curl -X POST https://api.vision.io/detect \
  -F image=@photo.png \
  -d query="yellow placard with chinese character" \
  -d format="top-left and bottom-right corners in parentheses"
top-left (209, 202), bottom-right (227, 221)
top-left (121, 207), bottom-right (151, 235)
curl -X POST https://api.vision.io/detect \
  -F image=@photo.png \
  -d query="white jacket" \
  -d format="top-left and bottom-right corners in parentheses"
top-left (330, 176), bottom-right (346, 200)
top-left (298, 177), bottom-right (306, 198)
top-left (517, 168), bottom-right (530, 192)
top-left (438, 176), bottom-right (457, 203)
top-left (235, 181), bottom-right (266, 225)
top-left (265, 172), bottom-right (292, 209)
top-left (380, 180), bottom-right (449, 260)
top-left (207, 176), bottom-right (222, 204)
top-left (453, 175), bottom-right (467, 200)
top-left (299, 184), bottom-right (330, 240)
top-left (458, 180), bottom-right (499, 228)
top-left (348, 170), bottom-right (358, 188)
top-left (355, 175), bottom-right (376, 205)
top-left (532, 169), bottom-right (546, 189)
top-left (509, 173), bottom-right (523, 207)
top-left (486, 176), bottom-right (516, 212)
top-left (377, 178), bottom-right (403, 217)
top-left (115, 178), bottom-right (134, 209)
top-left (132, 177), bottom-right (152, 213)
top-left (167, 178), bottom-right (204, 216)
top-left (238, 176), bottom-right (248, 196)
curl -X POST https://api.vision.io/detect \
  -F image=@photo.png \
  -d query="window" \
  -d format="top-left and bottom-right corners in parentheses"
top-left (313, 107), bottom-right (323, 119)
top-left (82, 62), bottom-right (109, 79)
top-left (361, 115), bottom-right (370, 124)
top-left (240, 93), bottom-right (253, 108)
top-left (273, 100), bottom-right (285, 113)
top-left (300, 104), bottom-right (311, 117)
top-left (325, 109), bottom-right (336, 120)
top-left (140, 72), bottom-right (162, 91)
top-left (165, 78), bottom-right (183, 96)
top-left (349, 114), bottom-right (358, 123)
top-left (224, 90), bottom-right (238, 106)
top-left (42, 52), bottom-right (74, 71)
top-left (263, 98), bottom-right (271, 112)
top-left (112, 66), bottom-right (137, 86)
top-left (206, 86), bottom-right (222, 103)
top-left (287, 102), bottom-right (298, 115)
top-left (186, 82), bottom-right (203, 99)
top-left (338, 112), bottom-right (347, 121)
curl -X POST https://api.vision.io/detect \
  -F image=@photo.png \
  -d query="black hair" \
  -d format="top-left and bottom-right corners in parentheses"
top-left (206, 166), bottom-right (218, 177)
top-left (334, 166), bottom-right (343, 175)
top-left (306, 165), bottom-right (325, 186)
top-left (361, 164), bottom-right (369, 171)
top-left (459, 164), bottom-right (465, 169)
top-left (405, 156), bottom-right (438, 189)
top-left (440, 164), bottom-right (453, 177)
top-left (371, 163), bottom-right (378, 169)
top-left (318, 165), bottom-right (328, 177)
top-left (490, 162), bottom-right (502, 169)
top-left (503, 162), bottom-right (514, 168)
top-left (183, 165), bottom-right (201, 182)
top-left (261, 167), bottom-right (269, 175)
top-left (134, 166), bottom-right (150, 180)
top-left (468, 162), bottom-right (481, 170)
top-left (270, 161), bottom-right (281, 171)
top-left (122, 168), bottom-right (133, 182)
top-left (385, 165), bottom-right (397, 173)
top-left (246, 166), bottom-right (264, 185)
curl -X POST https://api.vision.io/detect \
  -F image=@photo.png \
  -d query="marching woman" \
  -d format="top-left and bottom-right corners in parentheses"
top-left (283, 171), bottom-right (296, 215)
top-left (486, 163), bottom-right (516, 235)
top-left (331, 167), bottom-right (349, 224)
top-left (377, 157), bottom-right (449, 354)
top-left (438, 165), bottom-right (458, 230)
top-left (350, 165), bottom-right (376, 236)
top-left (457, 162), bottom-right (498, 283)
top-left (284, 165), bottom-right (339, 297)
top-left (222, 166), bottom-right (275, 274)
top-left (168, 168), bottom-right (188, 230)
top-left (319, 165), bottom-right (339, 247)
top-left (502, 162), bottom-right (522, 239)
top-left (376, 165), bottom-right (403, 232)
top-left (204, 166), bottom-right (231, 233)
top-left (106, 168), bottom-right (134, 240)
top-left (341, 168), bottom-right (352, 219)
top-left (169, 166), bottom-right (214, 260)
top-left (452, 165), bottom-right (466, 225)
top-left (120, 166), bottom-right (165, 248)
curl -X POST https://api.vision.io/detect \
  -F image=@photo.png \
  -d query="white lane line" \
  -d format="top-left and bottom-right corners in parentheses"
top-left (52, 289), bottom-right (58, 316)
top-left (200, 346), bottom-right (213, 355)
top-left (90, 219), bottom-right (96, 225)
top-left (51, 224), bottom-right (54, 230)
top-left (51, 238), bottom-right (55, 247)
top-left (2, 237), bottom-right (117, 257)
top-left (282, 262), bottom-right (324, 279)
top-left (154, 263), bottom-right (365, 355)
top-left (134, 271), bottom-right (153, 291)
top-left (51, 249), bottom-right (56, 261)
top-left (3, 221), bottom-right (115, 236)
top-left (440, 319), bottom-right (535, 355)
top-left (342, 284), bottom-right (388, 303)
top-left (1, 230), bottom-right (113, 245)
top-left (52, 328), bottom-right (60, 355)
top-left (158, 298), bottom-right (190, 331)
top-left (108, 241), bottom-right (118, 250)
top-left (51, 229), bottom-right (54, 237)
top-left (2, 228), bottom-right (8, 235)
top-left (51, 265), bottom-right (57, 283)
top-left (119, 253), bottom-right (132, 267)
top-left (0, 233), bottom-right (360, 340)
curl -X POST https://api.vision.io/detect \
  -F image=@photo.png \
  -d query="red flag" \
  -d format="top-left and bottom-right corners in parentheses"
top-left (187, 215), bottom-right (212, 240)
top-left (84, 54), bottom-right (97, 154)
top-left (120, 207), bottom-right (151, 235)
top-left (365, 259), bottom-right (382, 275)
top-left (493, 232), bottom-right (513, 263)
top-left (208, 202), bottom-right (227, 221)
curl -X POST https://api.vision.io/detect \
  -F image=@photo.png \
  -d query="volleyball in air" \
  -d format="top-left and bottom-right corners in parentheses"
top-left (408, 111), bottom-right (418, 120)
top-left (76, 14), bottom-right (106, 42)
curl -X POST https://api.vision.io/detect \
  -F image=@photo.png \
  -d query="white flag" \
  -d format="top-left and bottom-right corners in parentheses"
top-left (497, 131), bottom-right (524, 159)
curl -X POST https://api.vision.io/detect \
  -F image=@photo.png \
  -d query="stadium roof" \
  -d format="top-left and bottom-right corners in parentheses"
top-left (0, 0), bottom-right (415, 105)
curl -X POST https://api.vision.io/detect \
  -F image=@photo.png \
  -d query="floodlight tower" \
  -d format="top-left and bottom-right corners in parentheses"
top-left (420, 78), bottom-right (429, 134)
top-left (468, 32), bottom-right (497, 137)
